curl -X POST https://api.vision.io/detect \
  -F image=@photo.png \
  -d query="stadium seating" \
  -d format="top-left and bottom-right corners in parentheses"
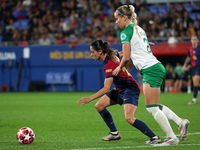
top-left (46, 72), bottom-right (75, 91)
top-left (14, 19), bottom-right (30, 30)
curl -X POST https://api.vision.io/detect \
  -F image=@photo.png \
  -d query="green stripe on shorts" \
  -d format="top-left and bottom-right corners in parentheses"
top-left (141, 63), bottom-right (166, 89)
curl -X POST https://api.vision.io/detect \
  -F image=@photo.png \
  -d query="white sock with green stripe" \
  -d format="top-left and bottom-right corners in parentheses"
top-left (146, 105), bottom-right (178, 140)
top-left (159, 104), bottom-right (182, 126)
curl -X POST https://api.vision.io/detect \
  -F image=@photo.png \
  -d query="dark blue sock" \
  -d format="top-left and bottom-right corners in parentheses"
top-left (193, 86), bottom-right (198, 98)
top-left (99, 109), bottom-right (117, 132)
top-left (132, 119), bottom-right (156, 138)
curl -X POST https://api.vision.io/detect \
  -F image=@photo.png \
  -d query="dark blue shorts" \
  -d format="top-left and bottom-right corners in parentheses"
top-left (106, 88), bottom-right (140, 106)
top-left (191, 66), bottom-right (200, 76)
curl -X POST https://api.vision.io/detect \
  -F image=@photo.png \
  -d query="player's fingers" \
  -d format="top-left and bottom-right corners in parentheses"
top-left (77, 100), bottom-right (82, 104)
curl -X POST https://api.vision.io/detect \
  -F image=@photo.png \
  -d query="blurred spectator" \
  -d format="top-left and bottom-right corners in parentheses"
top-left (0, 1), bottom-right (200, 46)
top-left (13, 1), bottom-right (28, 20)
top-left (56, 32), bottom-right (65, 45)
top-left (159, 23), bottom-right (168, 38)
top-left (154, 14), bottom-right (162, 29)
top-left (5, 19), bottom-right (15, 34)
top-left (29, 17), bottom-right (39, 32)
top-left (89, 16), bottom-right (101, 28)
top-left (182, 11), bottom-right (193, 28)
top-left (138, 5), bottom-right (149, 25)
top-left (69, 34), bottom-right (80, 48)
top-left (66, 0), bottom-right (77, 15)
top-left (102, 16), bottom-right (111, 29)
top-left (197, 30), bottom-right (200, 39)
top-left (167, 32), bottom-right (178, 44)
top-left (90, 0), bottom-right (101, 17)
top-left (177, 22), bottom-right (186, 37)
top-left (84, 25), bottom-right (93, 36)
top-left (188, 22), bottom-right (195, 35)
top-left (112, 0), bottom-right (122, 10)
top-left (30, 27), bottom-right (40, 44)
top-left (165, 65), bottom-right (179, 93)
top-left (146, 11), bottom-right (154, 25)
top-left (175, 62), bottom-right (184, 80)
top-left (161, 12), bottom-right (173, 28)
top-left (175, 13), bottom-right (183, 24)
top-left (42, 9), bottom-right (53, 25)
top-left (19, 35), bottom-right (28, 46)
top-left (194, 19), bottom-right (200, 33)
top-left (76, 0), bottom-right (90, 18)
top-left (93, 26), bottom-right (102, 39)
top-left (59, 18), bottom-right (69, 33)
top-left (165, 65), bottom-right (183, 93)
top-left (168, 3), bottom-right (178, 20)
top-left (75, 17), bottom-right (87, 36)
top-left (12, 29), bottom-right (21, 45)
top-left (28, 1), bottom-right (40, 19)
top-left (39, 32), bottom-right (51, 45)
top-left (99, 9), bottom-right (106, 21)
top-left (68, 10), bottom-right (78, 34)
top-left (133, 0), bottom-right (145, 13)
top-left (168, 22), bottom-right (177, 37)
top-left (176, 3), bottom-right (186, 17)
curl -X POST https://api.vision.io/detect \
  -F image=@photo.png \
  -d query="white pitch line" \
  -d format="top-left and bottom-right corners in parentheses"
top-left (69, 144), bottom-right (200, 150)
top-left (69, 132), bottom-right (200, 150)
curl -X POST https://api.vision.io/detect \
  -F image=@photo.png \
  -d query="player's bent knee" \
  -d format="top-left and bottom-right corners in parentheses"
top-left (95, 102), bottom-right (104, 112)
top-left (125, 115), bottom-right (135, 124)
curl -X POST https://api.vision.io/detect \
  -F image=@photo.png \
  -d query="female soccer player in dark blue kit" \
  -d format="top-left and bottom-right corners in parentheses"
top-left (182, 34), bottom-right (200, 104)
top-left (77, 39), bottom-right (161, 144)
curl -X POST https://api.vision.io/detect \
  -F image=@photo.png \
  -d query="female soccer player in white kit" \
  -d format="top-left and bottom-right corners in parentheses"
top-left (112, 5), bottom-right (190, 145)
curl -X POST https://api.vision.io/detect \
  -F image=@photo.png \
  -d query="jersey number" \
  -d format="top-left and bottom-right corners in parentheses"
top-left (143, 38), bottom-right (152, 53)
top-left (122, 67), bottom-right (132, 77)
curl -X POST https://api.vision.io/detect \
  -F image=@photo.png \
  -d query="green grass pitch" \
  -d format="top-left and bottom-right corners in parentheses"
top-left (0, 92), bottom-right (200, 150)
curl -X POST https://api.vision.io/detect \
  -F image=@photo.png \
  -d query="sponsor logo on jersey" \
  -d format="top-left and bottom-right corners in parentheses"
top-left (106, 69), bottom-right (112, 73)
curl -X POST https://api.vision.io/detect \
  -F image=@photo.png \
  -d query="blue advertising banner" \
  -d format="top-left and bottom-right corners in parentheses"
top-left (0, 44), bottom-right (127, 92)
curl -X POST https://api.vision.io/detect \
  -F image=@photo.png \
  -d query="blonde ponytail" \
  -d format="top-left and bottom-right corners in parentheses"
top-left (129, 5), bottom-right (142, 38)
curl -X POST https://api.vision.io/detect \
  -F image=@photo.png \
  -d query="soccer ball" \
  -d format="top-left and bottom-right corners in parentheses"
top-left (16, 127), bottom-right (35, 144)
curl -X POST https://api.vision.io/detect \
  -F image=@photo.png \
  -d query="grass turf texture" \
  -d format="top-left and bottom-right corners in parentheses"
top-left (0, 92), bottom-right (200, 150)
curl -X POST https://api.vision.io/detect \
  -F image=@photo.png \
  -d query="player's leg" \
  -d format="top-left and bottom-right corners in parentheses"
top-left (122, 88), bottom-right (161, 144)
top-left (159, 104), bottom-right (182, 125)
top-left (159, 104), bottom-right (190, 141)
top-left (95, 94), bottom-right (118, 133)
top-left (123, 103), bottom-right (161, 144)
top-left (142, 63), bottom-right (179, 145)
top-left (96, 90), bottom-right (121, 141)
top-left (144, 83), bottom-right (179, 145)
top-left (189, 75), bottom-right (200, 104)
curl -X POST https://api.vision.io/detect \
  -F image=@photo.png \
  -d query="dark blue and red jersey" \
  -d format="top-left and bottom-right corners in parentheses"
top-left (103, 55), bottom-right (139, 94)
top-left (188, 44), bottom-right (200, 67)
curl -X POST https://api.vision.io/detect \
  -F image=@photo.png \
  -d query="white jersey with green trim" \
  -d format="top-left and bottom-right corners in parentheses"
top-left (120, 23), bottom-right (159, 72)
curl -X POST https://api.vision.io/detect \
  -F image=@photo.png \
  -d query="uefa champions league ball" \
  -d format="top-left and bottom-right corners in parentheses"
top-left (16, 127), bottom-right (35, 144)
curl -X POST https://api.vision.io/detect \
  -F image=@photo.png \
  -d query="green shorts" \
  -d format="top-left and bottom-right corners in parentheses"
top-left (141, 63), bottom-right (166, 89)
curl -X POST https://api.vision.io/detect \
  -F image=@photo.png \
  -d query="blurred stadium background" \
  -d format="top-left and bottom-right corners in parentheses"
top-left (0, 0), bottom-right (200, 92)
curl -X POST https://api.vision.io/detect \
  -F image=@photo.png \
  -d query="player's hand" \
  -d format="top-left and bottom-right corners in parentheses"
top-left (77, 97), bottom-right (90, 105)
top-left (125, 62), bottom-right (134, 73)
top-left (148, 42), bottom-right (155, 46)
top-left (112, 66), bottom-right (121, 76)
